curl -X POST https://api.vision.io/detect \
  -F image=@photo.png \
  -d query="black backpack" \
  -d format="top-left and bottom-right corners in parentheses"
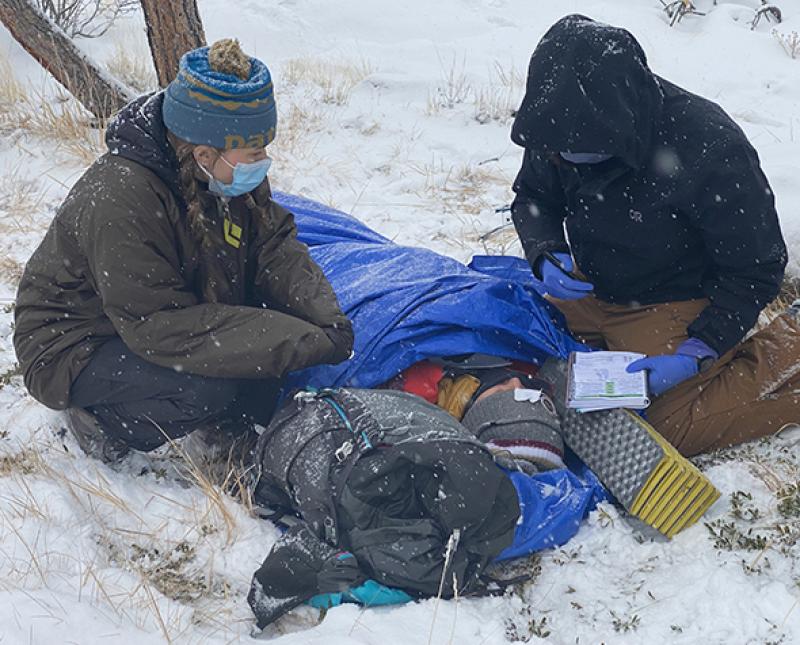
top-left (248, 388), bottom-right (520, 628)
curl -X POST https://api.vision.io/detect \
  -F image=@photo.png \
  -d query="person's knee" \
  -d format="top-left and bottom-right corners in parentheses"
top-left (175, 376), bottom-right (238, 421)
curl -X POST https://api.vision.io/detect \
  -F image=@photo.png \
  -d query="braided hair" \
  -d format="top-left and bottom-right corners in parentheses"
top-left (163, 39), bottom-right (270, 303)
top-left (166, 37), bottom-right (260, 244)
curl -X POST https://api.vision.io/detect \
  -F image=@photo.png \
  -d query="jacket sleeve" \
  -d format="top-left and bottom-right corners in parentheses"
top-left (83, 190), bottom-right (339, 380)
top-left (681, 138), bottom-right (787, 356)
top-left (250, 201), bottom-right (353, 354)
top-left (511, 149), bottom-right (570, 275)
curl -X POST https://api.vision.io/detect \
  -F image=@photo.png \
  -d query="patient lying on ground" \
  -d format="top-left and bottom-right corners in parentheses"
top-left (245, 354), bottom-right (576, 629)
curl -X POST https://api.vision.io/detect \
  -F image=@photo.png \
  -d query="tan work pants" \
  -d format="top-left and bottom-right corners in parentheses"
top-left (552, 296), bottom-right (800, 456)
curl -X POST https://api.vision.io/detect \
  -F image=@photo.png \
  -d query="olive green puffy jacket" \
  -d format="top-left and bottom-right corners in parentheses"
top-left (15, 117), bottom-right (351, 409)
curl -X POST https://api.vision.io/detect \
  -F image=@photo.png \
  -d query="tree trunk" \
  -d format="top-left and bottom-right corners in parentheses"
top-left (139, 0), bottom-right (206, 88)
top-left (0, 0), bottom-right (133, 119)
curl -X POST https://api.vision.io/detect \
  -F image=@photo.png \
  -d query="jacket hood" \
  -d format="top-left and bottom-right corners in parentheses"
top-left (105, 91), bottom-right (181, 195)
top-left (511, 14), bottom-right (664, 168)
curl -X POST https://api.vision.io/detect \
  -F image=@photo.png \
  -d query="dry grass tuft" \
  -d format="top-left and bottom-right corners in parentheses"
top-left (282, 57), bottom-right (375, 105)
top-left (0, 446), bottom-right (45, 477)
top-left (410, 158), bottom-right (508, 216)
top-left (475, 222), bottom-right (521, 256)
top-left (427, 54), bottom-right (471, 114)
top-left (0, 51), bottom-right (106, 165)
top-left (147, 425), bottom-right (256, 546)
top-left (0, 432), bottom-right (255, 642)
top-left (106, 39), bottom-right (158, 94)
top-left (473, 61), bottom-right (524, 124)
top-left (773, 29), bottom-right (800, 59)
top-left (0, 55), bottom-right (27, 106)
top-left (0, 171), bottom-right (37, 279)
top-left (0, 257), bottom-right (23, 284)
top-left (0, 171), bottom-right (46, 229)
top-left (23, 97), bottom-right (107, 165)
top-left (0, 363), bottom-right (22, 390)
top-left (0, 433), bottom-right (47, 483)
top-left (428, 58), bottom-right (522, 122)
top-left (102, 537), bottom-right (227, 604)
top-left (268, 101), bottom-right (325, 162)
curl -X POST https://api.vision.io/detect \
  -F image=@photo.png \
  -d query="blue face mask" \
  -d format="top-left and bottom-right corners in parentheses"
top-left (203, 154), bottom-right (272, 198)
top-left (559, 152), bottom-right (614, 164)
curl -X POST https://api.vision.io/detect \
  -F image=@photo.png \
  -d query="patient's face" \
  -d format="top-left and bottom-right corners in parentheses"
top-left (475, 377), bottom-right (524, 404)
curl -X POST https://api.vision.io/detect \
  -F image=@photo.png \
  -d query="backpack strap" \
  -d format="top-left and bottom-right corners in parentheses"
top-left (281, 388), bottom-right (384, 547)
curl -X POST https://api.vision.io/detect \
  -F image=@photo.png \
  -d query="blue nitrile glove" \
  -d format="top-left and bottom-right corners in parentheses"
top-left (626, 338), bottom-right (718, 397)
top-left (538, 252), bottom-right (594, 300)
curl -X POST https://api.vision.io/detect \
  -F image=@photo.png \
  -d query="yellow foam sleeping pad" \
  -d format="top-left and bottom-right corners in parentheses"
top-left (437, 360), bottom-right (719, 538)
top-left (627, 412), bottom-right (720, 537)
top-left (561, 407), bottom-right (720, 538)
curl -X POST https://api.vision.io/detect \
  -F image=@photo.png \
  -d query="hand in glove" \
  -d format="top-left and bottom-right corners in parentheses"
top-left (322, 319), bottom-right (354, 364)
top-left (538, 252), bottom-right (594, 300)
top-left (626, 338), bottom-right (718, 397)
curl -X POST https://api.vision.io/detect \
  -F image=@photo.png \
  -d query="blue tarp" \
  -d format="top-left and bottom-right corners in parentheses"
top-left (275, 191), bottom-right (586, 391)
top-left (273, 191), bottom-right (607, 566)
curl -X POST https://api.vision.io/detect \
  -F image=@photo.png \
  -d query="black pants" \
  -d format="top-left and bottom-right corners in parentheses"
top-left (70, 338), bottom-right (281, 451)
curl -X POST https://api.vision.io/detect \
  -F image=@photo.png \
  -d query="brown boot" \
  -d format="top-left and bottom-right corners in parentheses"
top-left (66, 408), bottom-right (130, 464)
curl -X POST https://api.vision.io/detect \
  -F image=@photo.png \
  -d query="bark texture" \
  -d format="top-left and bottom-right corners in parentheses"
top-left (0, 0), bottom-right (133, 118)
top-left (139, 0), bottom-right (206, 87)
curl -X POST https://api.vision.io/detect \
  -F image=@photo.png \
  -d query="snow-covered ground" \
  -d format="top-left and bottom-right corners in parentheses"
top-left (1, 0), bottom-right (799, 643)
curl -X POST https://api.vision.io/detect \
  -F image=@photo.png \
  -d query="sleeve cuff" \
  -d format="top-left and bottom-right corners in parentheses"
top-left (676, 337), bottom-right (719, 361)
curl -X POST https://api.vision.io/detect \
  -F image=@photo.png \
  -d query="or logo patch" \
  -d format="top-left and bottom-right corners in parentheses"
top-left (224, 218), bottom-right (242, 248)
top-left (629, 209), bottom-right (643, 223)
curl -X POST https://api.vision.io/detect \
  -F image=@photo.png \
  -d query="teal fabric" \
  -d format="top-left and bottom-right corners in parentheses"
top-left (308, 579), bottom-right (414, 609)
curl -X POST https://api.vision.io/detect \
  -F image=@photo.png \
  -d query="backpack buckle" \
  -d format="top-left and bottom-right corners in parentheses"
top-left (335, 440), bottom-right (354, 463)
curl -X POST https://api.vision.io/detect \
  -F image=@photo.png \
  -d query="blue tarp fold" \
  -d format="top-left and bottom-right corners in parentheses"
top-left (275, 192), bottom-right (585, 391)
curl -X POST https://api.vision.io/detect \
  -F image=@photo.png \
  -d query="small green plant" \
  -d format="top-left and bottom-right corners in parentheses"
top-left (730, 490), bottom-right (761, 521)
top-left (741, 555), bottom-right (771, 576)
top-left (550, 547), bottom-right (584, 566)
top-left (777, 483), bottom-right (800, 518)
top-left (105, 539), bottom-right (220, 603)
top-left (610, 609), bottom-right (641, 633)
top-left (504, 608), bottom-right (551, 642)
top-left (0, 363), bottom-right (21, 388)
top-left (705, 519), bottom-right (769, 551)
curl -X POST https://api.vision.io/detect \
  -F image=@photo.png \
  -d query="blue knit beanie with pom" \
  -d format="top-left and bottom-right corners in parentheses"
top-left (162, 40), bottom-right (276, 150)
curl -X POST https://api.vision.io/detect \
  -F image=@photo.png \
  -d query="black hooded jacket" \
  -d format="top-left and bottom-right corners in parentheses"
top-left (510, 15), bottom-right (787, 356)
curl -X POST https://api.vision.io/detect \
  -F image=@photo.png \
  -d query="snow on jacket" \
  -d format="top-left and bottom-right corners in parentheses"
top-left (14, 92), bottom-right (351, 409)
top-left (510, 14), bottom-right (787, 356)
top-left (252, 388), bottom-right (519, 599)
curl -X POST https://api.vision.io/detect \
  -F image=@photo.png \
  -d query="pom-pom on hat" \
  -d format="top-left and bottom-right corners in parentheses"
top-left (163, 39), bottom-right (276, 150)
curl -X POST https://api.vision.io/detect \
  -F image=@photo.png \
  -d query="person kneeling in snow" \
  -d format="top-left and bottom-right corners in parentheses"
top-left (13, 40), bottom-right (352, 464)
top-left (246, 380), bottom-right (569, 629)
top-left (510, 15), bottom-right (800, 456)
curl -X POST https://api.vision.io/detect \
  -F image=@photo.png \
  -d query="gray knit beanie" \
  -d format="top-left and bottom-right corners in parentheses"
top-left (461, 389), bottom-right (565, 472)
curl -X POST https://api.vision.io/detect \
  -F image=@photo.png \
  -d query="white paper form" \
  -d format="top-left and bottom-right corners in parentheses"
top-left (568, 351), bottom-right (650, 411)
